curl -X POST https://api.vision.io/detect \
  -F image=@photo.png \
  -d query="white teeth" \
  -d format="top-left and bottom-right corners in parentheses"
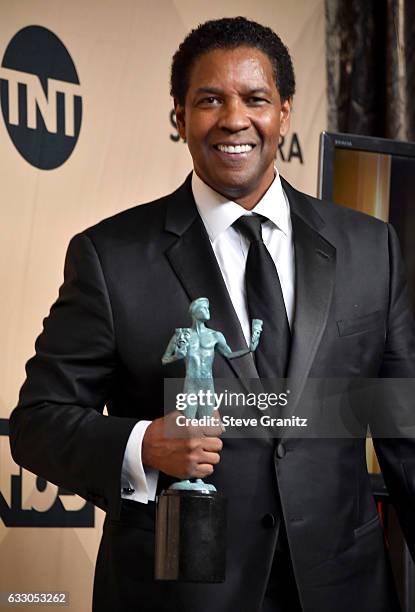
top-left (217, 144), bottom-right (253, 153)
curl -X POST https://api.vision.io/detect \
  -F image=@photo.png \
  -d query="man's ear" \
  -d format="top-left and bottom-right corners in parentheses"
top-left (174, 98), bottom-right (186, 140)
top-left (279, 97), bottom-right (292, 138)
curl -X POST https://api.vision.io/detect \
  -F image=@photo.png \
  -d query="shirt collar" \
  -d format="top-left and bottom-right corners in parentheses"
top-left (191, 169), bottom-right (290, 242)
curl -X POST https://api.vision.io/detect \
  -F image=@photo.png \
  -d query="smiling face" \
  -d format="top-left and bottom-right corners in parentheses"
top-left (175, 46), bottom-right (291, 209)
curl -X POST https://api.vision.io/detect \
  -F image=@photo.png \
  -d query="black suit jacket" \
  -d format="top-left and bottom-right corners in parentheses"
top-left (10, 175), bottom-right (415, 612)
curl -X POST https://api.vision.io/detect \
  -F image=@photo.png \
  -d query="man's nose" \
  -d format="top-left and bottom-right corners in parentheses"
top-left (216, 99), bottom-right (250, 132)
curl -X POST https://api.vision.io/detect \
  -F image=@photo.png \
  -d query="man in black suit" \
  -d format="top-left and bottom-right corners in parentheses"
top-left (10, 16), bottom-right (415, 612)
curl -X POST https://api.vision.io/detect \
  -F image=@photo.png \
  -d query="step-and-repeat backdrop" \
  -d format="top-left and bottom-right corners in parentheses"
top-left (0, 1), bottom-right (326, 609)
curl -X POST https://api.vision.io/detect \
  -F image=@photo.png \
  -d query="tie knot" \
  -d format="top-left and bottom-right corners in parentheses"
top-left (233, 215), bottom-right (265, 243)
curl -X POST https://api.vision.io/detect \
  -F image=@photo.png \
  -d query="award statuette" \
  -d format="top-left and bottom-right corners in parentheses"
top-left (155, 297), bottom-right (262, 582)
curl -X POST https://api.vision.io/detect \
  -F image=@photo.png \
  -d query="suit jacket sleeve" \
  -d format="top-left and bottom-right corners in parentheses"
top-left (372, 223), bottom-right (415, 559)
top-left (9, 232), bottom-right (139, 518)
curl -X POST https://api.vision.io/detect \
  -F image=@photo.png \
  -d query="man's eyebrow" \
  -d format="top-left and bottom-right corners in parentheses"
top-left (247, 87), bottom-right (272, 95)
top-left (193, 86), bottom-right (272, 96)
top-left (194, 87), bottom-right (224, 95)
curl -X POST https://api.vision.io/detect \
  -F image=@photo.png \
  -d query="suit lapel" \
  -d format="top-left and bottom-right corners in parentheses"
top-left (282, 178), bottom-right (336, 410)
top-left (164, 175), bottom-right (258, 381)
top-left (163, 175), bottom-right (336, 395)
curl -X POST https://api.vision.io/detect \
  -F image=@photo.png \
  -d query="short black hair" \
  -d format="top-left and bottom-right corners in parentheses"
top-left (171, 16), bottom-right (295, 106)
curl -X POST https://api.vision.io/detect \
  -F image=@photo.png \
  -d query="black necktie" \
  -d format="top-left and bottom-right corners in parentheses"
top-left (233, 215), bottom-right (290, 379)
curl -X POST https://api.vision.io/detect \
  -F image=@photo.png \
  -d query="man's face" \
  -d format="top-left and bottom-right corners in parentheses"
top-left (175, 46), bottom-right (291, 208)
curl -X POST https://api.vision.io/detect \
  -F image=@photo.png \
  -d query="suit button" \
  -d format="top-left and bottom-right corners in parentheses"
top-left (261, 513), bottom-right (276, 528)
top-left (276, 443), bottom-right (286, 458)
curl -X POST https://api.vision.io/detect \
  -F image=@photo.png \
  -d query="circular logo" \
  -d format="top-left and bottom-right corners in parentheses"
top-left (0, 26), bottom-right (82, 169)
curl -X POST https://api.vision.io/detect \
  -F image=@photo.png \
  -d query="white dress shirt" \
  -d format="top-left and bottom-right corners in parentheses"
top-left (121, 169), bottom-right (295, 503)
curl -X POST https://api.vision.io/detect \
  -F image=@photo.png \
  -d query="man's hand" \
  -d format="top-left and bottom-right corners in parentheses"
top-left (142, 412), bottom-right (223, 480)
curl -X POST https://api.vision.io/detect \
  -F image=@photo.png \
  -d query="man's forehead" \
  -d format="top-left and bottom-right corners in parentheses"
top-left (188, 47), bottom-right (275, 89)
top-left (191, 47), bottom-right (272, 72)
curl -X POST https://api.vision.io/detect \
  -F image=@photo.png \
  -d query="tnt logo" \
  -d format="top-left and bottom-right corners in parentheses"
top-left (0, 419), bottom-right (94, 527)
top-left (0, 25), bottom-right (82, 169)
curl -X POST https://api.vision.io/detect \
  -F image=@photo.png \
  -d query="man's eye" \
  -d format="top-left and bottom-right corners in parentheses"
top-left (200, 96), bottom-right (220, 105)
top-left (248, 97), bottom-right (267, 104)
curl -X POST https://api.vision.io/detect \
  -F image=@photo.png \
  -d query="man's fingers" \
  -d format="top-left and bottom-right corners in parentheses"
top-left (201, 423), bottom-right (225, 437)
top-left (165, 410), bottom-right (225, 438)
top-left (200, 451), bottom-right (221, 465)
top-left (194, 463), bottom-right (214, 478)
top-left (143, 414), bottom-right (223, 478)
top-left (202, 437), bottom-right (223, 452)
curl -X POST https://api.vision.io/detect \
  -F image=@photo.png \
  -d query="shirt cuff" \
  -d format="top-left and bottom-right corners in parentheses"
top-left (121, 420), bottom-right (158, 503)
